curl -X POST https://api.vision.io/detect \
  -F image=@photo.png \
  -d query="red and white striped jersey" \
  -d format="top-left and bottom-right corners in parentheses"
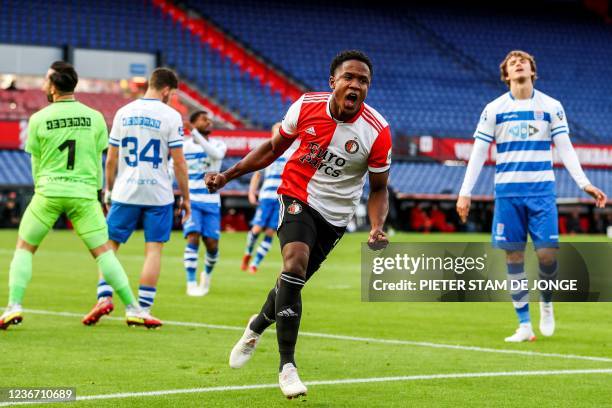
top-left (278, 92), bottom-right (392, 227)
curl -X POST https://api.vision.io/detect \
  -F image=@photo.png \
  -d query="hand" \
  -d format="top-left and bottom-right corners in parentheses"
top-left (368, 227), bottom-right (388, 250)
top-left (584, 184), bottom-right (607, 208)
top-left (181, 199), bottom-right (192, 224)
top-left (103, 190), bottom-right (112, 212)
top-left (248, 191), bottom-right (259, 206)
top-left (205, 172), bottom-right (228, 193)
top-left (456, 195), bottom-right (471, 224)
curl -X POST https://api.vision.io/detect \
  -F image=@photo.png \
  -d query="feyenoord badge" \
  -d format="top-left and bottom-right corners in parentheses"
top-left (345, 139), bottom-right (359, 154)
top-left (287, 201), bottom-right (302, 215)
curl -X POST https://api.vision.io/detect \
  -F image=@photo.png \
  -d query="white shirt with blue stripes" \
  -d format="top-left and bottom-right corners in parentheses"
top-left (183, 130), bottom-right (227, 205)
top-left (474, 89), bottom-right (569, 197)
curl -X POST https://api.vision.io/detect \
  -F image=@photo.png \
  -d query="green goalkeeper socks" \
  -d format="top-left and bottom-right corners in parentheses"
top-left (96, 251), bottom-right (136, 307)
top-left (8, 248), bottom-right (33, 305)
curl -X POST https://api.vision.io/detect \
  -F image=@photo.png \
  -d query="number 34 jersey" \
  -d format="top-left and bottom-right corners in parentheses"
top-left (25, 100), bottom-right (108, 200)
top-left (108, 98), bottom-right (184, 206)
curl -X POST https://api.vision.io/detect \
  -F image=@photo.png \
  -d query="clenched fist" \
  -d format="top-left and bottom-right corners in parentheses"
top-left (205, 172), bottom-right (228, 193)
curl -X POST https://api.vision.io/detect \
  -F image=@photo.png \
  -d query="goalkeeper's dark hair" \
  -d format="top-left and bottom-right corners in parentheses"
top-left (149, 67), bottom-right (179, 91)
top-left (49, 61), bottom-right (78, 93)
top-left (329, 50), bottom-right (373, 78)
top-left (190, 110), bottom-right (208, 124)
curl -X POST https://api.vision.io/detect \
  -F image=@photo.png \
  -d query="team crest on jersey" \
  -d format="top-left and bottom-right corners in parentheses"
top-left (480, 110), bottom-right (488, 124)
top-left (287, 201), bottom-right (302, 215)
top-left (496, 223), bottom-right (505, 236)
top-left (534, 111), bottom-right (544, 121)
top-left (345, 139), bottom-right (360, 154)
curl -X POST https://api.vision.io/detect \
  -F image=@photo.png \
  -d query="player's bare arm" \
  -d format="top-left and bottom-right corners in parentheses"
top-left (248, 171), bottom-right (262, 205)
top-left (367, 170), bottom-right (389, 250)
top-left (104, 144), bottom-right (119, 210)
top-left (171, 147), bottom-right (191, 222)
top-left (206, 131), bottom-right (293, 193)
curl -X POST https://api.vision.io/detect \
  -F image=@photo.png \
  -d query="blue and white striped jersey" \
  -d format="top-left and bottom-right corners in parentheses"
top-left (259, 155), bottom-right (288, 200)
top-left (475, 89), bottom-right (569, 197)
top-left (183, 130), bottom-right (227, 205)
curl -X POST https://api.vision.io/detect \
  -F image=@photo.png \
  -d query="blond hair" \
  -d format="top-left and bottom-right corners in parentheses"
top-left (499, 50), bottom-right (537, 87)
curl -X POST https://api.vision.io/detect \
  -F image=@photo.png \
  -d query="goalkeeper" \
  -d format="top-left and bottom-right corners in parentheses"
top-left (0, 61), bottom-right (144, 330)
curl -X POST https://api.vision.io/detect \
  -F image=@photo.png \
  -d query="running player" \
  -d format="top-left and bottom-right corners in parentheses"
top-left (206, 50), bottom-right (391, 398)
top-left (241, 123), bottom-right (293, 275)
top-left (181, 110), bottom-right (227, 296)
top-left (457, 50), bottom-right (607, 342)
top-left (82, 68), bottom-right (191, 327)
top-left (0, 61), bottom-right (142, 330)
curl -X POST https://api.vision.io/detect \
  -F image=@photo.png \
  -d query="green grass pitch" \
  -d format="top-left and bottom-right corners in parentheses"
top-left (0, 229), bottom-right (611, 407)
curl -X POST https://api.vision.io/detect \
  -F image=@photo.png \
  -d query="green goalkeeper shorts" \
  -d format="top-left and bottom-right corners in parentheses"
top-left (19, 193), bottom-right (108, 250)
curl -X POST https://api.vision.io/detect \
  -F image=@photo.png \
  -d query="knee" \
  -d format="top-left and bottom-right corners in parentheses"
top-left (506, 251), bottom-right (524, 264)
top-left (204, 238), bottom-right (219, 253)
top-left (537, 250), bottom-right (557, 266)
top-left (187, 233), bottom-right (200, 247)
top-left (283, 252), bottom-right (308, 278)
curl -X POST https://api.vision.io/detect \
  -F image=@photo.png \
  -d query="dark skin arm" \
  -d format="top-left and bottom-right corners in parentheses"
top-left (206, 130), bottom-right (294, 192)
top-left (367, 170), bottom-right (390, 250)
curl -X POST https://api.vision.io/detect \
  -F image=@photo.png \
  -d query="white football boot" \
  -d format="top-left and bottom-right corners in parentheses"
top-left (279, 363), bottom-right (307, 399)
top-left (229, 315), bottom-right (261, 368)
top-left (200, 272), bottom-right (211, 296)
top-left (539, 302), bottom-right (555, 337)
top-left (504, 323), bottom-right (536, 342)
top-left (186, 281), bottom-right (205, 297)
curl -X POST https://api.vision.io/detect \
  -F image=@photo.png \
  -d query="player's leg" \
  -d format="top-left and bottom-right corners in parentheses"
top-left (129, 203), bottom-right (173, 328)
top-left (183, 204), bottom-right (203, 295)
top-left (1, 194), bottom-right (60, 329)
top-left (82, 202), bottom-right (138, 324)
top-left (243, 204), bottom-right (265, 270)
top-left (249, 200), bottom-right (280, 274)
top-left (68, 198), bottom-right (140, 326)
top-left (200, 204), bottom-right (221, 294)
top-left (493, 197), bottom-right (535, 342)
top-left (528, 196), bottom-right (559, 337)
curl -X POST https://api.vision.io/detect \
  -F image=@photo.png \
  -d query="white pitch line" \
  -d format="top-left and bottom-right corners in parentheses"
top-left (14, 308), bottom-right (612, 363)
top-left (1, 368), bottom-right (611, 406)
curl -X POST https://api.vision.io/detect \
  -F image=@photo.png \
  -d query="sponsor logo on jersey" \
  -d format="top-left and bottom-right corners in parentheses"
top-left (299, 142), bottom-right (347, 178)
top-left (534, 111), bottom-right (544, 121)
top-left (345, 139), bottom-right (360, 154)
top-left (509, 122), bottom-right (539, 139)
top-left (287, 201), bottom-right (302, 215)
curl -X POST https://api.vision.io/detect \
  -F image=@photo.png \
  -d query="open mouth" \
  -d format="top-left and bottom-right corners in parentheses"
top-left (345, 92), bottom-right (358, 108)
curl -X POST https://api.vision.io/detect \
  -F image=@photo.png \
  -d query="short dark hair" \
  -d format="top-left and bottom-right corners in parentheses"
top-left (189, 110), bottom-right (208, 123)
top-left (149, 67), bottom-right (178, 90)
top-left (329, 50), bottom-right (373, 78)
top-left (49, 61), bottom-right (78, 93)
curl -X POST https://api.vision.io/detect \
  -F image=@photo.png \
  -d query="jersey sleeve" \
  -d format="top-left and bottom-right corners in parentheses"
top-left (24, 113), bottom-right (40, 156)
top-left (108, 110), bottom-right (122, 147)
top-left (368, 126), bottom-right (392, 173)
top-left (168, 111), bottom-right (184, 149)
top-left (280, 95), bottom-right (305, 139)
top-left (473, 104), bottom-right (495, 144)
top-left (550, 102), bottom-right (570, 139)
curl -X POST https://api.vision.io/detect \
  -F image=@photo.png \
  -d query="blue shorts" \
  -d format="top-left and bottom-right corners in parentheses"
top-left (183, 202), bottom-right (221, 240)
top-left (492, 195), bottom-right (559, 251)
top-left (107, 202), bottom-right (174, 243)
top-left (251, 199), bottom-right (280, 230)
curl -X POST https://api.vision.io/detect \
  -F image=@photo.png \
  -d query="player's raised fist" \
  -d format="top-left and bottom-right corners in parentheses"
top-left (368, 228), bottom-right (388, 251)
top-left (205, 172), bottom-right (227, 193)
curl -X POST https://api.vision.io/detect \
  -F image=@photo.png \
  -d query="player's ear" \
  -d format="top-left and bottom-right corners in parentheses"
top-left (329, 75), bottom-right (335, 90)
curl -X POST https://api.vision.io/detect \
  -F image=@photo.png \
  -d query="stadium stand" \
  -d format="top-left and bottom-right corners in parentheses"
top-left (0, 0), bottom-right (287, 128)
top-left (185, 0), bottom-right (612, 143)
